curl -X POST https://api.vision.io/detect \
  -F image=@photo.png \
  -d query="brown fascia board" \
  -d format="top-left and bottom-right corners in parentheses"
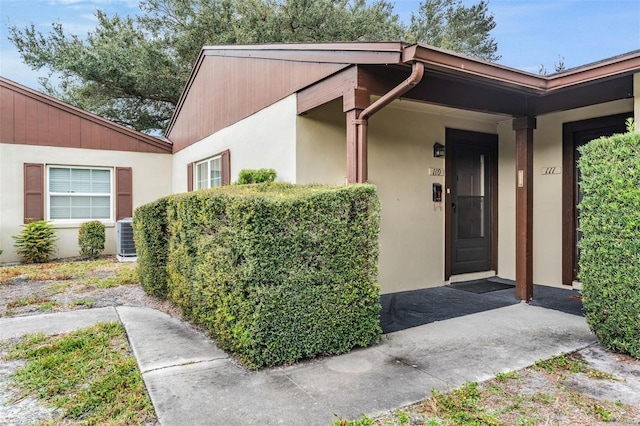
top-left (201, 42), bottom-right (405, 64)
top-left (165, 48), bottom-right (207, 139)
top-left (0, 77), bottom-right (173, 153)
top-left (404, 44), bottom-right (640, 94)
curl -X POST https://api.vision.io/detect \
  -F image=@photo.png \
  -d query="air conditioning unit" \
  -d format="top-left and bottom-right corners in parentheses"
top-left (116, 218), bottom-right (136, 258)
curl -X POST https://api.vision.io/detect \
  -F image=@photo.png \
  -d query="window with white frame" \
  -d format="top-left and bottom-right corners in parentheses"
top-left (48, 166), bottom-right (112, 220)
top-left (195, 155), bottom-right (222, 190)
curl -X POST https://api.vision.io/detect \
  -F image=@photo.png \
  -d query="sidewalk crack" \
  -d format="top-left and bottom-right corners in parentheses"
top-left (142, 357), bottom-right (229, 374)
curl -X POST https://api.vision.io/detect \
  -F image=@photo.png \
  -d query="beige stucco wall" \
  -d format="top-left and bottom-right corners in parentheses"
top-left (0, 144), bottom-right (172, 263)
top-left (296, 98), bottom-right (502, 294)
top-left (172, 95), bottom-right (298, 192)
top-left (497, 98), bottom-right (634, 287)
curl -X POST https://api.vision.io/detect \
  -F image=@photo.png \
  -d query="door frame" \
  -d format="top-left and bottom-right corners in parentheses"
top-left (561, 112), bottom-right (630, 285)
top-left (445, 128), bottom-right (499, 280)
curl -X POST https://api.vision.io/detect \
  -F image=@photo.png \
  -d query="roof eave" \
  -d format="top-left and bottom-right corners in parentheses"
top-left (0, 77), bottom-right (173, 153)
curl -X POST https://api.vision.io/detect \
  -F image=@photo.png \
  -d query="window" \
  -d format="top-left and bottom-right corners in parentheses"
top-left (195, 155), bottom-right (222, 190)
top-left (48, 166), bottom-right (112, 220)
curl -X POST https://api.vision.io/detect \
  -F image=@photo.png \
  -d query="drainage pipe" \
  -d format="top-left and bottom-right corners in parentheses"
top-left (353, 62), bottom-right (425, 182)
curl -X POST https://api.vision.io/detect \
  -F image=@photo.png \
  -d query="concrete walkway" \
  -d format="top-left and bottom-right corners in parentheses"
top-left (0, 303), bottom-right (596, 425)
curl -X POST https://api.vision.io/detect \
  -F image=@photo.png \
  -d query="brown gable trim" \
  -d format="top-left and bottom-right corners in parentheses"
top-left (0, 77), bottom-right (172, 153)
top-left (165, 43), bottom-right (404, 138)
top-left (165, 49), bottom-right (208, 139)
top-left (202, 42), bottom-right (404, 64)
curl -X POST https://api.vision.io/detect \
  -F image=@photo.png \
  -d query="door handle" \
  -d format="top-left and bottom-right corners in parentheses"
top-left (452, 202), bottom-right (456, 213)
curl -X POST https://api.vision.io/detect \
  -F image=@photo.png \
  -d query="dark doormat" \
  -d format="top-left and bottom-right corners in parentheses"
top-left (379, 282), bottom-right (583, 334)
top-left (446, 279), bottom-right (514, 294)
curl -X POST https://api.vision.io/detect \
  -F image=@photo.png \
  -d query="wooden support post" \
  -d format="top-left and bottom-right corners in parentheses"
top-left (344, 87), bottom-right (370, 184)
top-left (513, 116), bottom-right (536, 302)
top-left (346, 109), bottom-right (361, 184)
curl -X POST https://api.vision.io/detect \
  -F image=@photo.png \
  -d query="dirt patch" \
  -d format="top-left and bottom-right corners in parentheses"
top-left (373, 348), bottom-right (640, 425)
top-left (0, 257), bottom-right (181, 319)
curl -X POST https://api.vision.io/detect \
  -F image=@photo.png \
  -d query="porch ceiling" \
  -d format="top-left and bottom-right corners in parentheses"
top-left (375, 95), bottom-right (511, 124)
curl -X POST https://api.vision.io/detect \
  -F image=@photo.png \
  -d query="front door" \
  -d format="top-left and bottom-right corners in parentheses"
top-left (446, 129), bottom-right (498, 278)
top-left (562, 114), bottom-right (628, 284)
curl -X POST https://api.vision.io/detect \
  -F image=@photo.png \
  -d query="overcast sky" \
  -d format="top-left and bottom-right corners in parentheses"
top-left (1, 0), bottom-right (639, 90)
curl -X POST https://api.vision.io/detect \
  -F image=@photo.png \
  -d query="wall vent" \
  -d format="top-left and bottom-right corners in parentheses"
top-left (116, 218), bottom-right (136, 257)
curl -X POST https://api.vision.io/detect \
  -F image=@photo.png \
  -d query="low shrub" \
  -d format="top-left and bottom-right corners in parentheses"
top-left (578, 120), bottom-right (640, 358)
top-left (132, 197), bottom-right (170, 298)
top-left (136, 183), bottom-right (381, 368)
top-left (78, 221), bottom-right (105, 259)
top-left (236, 168), bottom-right (277, 184)
top-left (13, 220), bottom-right (57, 263)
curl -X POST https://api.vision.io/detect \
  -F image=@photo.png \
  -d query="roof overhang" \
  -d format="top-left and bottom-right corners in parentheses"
top-left (166, 42), bottom-right (640, 136)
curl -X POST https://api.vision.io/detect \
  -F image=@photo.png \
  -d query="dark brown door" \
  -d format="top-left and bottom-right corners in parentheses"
top-left (563, 116), bottom-right (628, 282)
top-left (446, 129), bottom-right (498, 277)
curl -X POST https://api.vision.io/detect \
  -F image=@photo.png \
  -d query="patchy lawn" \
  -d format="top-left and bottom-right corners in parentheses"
top-left (2, 322), bottom-right (156, 425)
top-left (0, 258), bottom-right (176, 318)
top-left (337, 349), bottom-right (640, 425)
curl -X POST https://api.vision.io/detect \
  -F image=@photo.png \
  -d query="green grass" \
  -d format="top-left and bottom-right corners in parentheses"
top-left (70, 298), bottom-right (96, 308)
top-left (534, 353), bottom-right (618, 380)
top-left (0, 260), bottom-right (114, 284)
top-left (5, 322), bottom-right (155, 424)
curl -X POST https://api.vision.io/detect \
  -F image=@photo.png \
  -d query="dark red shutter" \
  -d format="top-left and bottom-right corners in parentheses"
top-left (187, 162), bottom-right (193, 192)
top-left (115, 167), bottom-right (133, 220)
top-left (221, 150), bottom-right (231, 185)
top-left (24, 163), bottom-right (44, 223)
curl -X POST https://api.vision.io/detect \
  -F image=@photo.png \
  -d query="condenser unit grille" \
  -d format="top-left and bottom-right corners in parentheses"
top-left (117, 218), bottom-right (136, 257)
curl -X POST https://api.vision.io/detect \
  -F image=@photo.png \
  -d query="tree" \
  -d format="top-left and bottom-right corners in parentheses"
top-left (539, 55), bottom-right (567, 76)
top-left (406, 0), bottom-right (499, 62)
top-left (9, 0), bottom-right (499, 134)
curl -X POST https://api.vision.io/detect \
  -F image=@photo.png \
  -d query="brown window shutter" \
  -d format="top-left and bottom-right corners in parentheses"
top-left (115, 167), bottom-right (133, 220)
top-left (187, 162), bottom-right (193, 192)
top-left (221, 150), bottom-right (231, 185)
top-left (24, 163), bottom-right (44, 223)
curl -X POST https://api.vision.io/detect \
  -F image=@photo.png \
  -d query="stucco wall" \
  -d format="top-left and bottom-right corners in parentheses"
top-left (172, 95), bottom-right (298, 192)
top-left (0, 144), bottom-right (172, 263)
top-left (296, 99), bottom-right (501, 294)
top-left (497, 98), bottom-right (634, 287)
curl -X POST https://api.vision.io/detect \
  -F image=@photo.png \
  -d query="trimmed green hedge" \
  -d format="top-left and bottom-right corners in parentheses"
top-left (134, 183), bottom-right (381, 368)
top-left (236, 168), bottom-right (277, 184)
top-left (578, 124), bottom-right (640, 358)
top-left (133, 197), bottom-right (170, 298)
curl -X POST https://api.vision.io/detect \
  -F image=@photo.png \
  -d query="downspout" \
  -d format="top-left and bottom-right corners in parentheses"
top-left (353, 61), bottom-right (425, 182)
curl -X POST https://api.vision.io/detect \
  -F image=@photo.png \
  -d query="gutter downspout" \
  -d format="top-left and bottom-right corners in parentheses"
top-left (352, 61), bottom-right (425, 183)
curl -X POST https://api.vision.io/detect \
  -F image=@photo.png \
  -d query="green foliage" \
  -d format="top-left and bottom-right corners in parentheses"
top-left (236, 168), bottom-right (277, 184)
top-left (9, 0), bottom-right (498, 134)
top-left (578, 128), bottom-right (640, 359)
top-left (430, 382), bottom-right (500, 425)
top-left (78, 220), bottom-right (106, 259)
top-left (136, 183), bottom-right (381, 368)
top-left (406, 0), bottom-right (499, 62)
top-left (133, 197), bottom-right (170, 298)
top-left (5, 322), bottom-right (155, 424)
top-left (12, 221), bottom-right (57, 264)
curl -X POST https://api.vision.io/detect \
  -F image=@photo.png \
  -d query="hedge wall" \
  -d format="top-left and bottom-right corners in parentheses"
top-left (578, 125), bottom-right (640, 358)
top-left (133, 197), bottom-right (169, 298)
top-left (134, 183), bottom-right (381, 368)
